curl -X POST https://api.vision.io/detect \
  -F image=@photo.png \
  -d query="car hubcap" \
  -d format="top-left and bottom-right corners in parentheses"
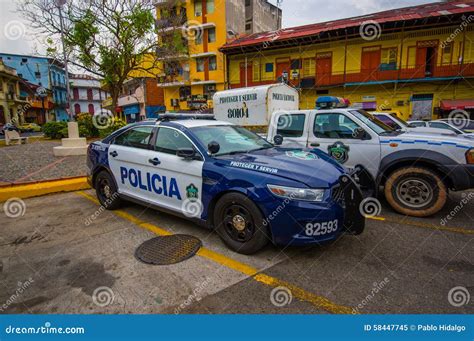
top-left (397, 178), bottom-right (433, 208)
top-left (232, 215), bottom-right (246, 231)
top-left (99, 178), bottom-right (112, 199)
top-left (223, 205), bottom-right (254, 242)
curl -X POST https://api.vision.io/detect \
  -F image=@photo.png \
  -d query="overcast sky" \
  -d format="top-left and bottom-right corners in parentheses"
top-left (0, 0), bottom-right (438, 56)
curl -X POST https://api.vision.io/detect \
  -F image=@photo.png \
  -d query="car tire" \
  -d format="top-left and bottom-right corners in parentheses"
top-left (94, 170), bottom-right (122, 210)
top-left (214, 192), bottom-right (269, 254)
top-left (384, 167), bottom-right (447, 217)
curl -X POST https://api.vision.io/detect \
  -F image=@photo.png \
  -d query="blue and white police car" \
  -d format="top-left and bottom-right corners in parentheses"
top-left (87, 114), bottom-right (365, 254)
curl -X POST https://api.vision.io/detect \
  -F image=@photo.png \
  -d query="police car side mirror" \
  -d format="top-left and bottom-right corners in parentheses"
top-left (274, 134), bottom-right (284, 146)
top-left (208, 141), bottom-right (220, 155)
top-left (177, 148), bottom-right (200, 160)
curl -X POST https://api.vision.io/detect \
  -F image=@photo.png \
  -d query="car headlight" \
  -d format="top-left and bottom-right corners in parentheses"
top-left (267, 184), bottom-right (325, 202)
top-left (466, 149), bottom-right (474, 164)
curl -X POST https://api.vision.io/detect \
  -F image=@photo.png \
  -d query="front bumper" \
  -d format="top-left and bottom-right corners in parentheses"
top-left (443, 164), bottom-right (474, 191)
top-left (263, 175), bottom-right (365, 246)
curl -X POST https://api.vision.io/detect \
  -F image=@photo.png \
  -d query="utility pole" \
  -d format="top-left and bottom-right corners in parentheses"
top-left (57, 0), bottom-right (73, 121)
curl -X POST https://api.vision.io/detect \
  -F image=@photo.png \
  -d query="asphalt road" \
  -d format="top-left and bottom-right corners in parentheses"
top-left (0, 189), bottom-right (472, 314)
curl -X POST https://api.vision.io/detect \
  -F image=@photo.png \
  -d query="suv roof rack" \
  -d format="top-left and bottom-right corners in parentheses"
top-left (156, 113), bottom-right (215, 121)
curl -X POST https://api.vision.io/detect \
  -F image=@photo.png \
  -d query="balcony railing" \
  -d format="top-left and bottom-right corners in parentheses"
top-left (313, 62), bottom-right (474, 87)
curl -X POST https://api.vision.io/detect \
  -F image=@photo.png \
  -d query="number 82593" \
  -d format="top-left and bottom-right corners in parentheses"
top-left (305, 220), bottom-right (338, 236)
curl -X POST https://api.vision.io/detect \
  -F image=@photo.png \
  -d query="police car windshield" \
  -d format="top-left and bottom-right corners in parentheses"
top-left (350, 110), bottom-right (394, 135)
top-left (191, 125), bottom-right (273, 156)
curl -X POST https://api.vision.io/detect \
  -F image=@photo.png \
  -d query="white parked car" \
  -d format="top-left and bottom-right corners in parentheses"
top-left (407, 120), bottom-right (474, 138)
top-left (267, 98), bottom-right (474, 217)
top-left (372, 112), bottom-right (449, 134)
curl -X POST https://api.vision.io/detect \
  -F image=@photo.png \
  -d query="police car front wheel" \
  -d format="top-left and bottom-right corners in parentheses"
top-left (95, 170), bottom-right (122, 210)
top-left (384, 167), bottom-right (447, 217)
top-left (214, 193), bottom-right (269, 254)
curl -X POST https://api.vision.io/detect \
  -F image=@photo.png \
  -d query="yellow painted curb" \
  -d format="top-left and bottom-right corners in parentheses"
top-left (0, 177), bottom-right (90, 202)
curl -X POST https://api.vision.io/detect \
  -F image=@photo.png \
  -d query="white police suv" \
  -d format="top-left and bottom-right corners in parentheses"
top-left (268, 97), bottom-right (474, 217)
top-left (87, 114), bottom-right (365, 254)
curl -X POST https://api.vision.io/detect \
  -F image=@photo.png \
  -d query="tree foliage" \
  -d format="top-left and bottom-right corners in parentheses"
top-left (18, 0), bottom-right (185, 111)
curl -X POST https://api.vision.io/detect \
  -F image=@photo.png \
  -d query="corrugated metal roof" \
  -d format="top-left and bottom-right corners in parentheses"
top-left (221, 1), bottom-right (473, 52)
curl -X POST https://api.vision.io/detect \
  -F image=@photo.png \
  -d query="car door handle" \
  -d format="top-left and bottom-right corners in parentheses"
top-left (148, 157), bottom-right (161, 166)
top-left (310, 142), bottom-right (320, 147)
top-left (109, 151), bottom-right (118, 157)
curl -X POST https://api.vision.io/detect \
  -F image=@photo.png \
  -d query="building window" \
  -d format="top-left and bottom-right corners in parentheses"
top-left (381, 47), bottom-right (397, 70)
top-left (442, 43), bottom-right (453, 64)
top-left (196, 58), bottom-right (205, 72)
top-left (206, 0), bottom-right (214, 14)
top-left (207, 27), bottom-right (216, 43)
top-left (302, 58), bottom-right (315, 77)
top-left (195, 31), bottom-right (202, 45)
top-left (74, 103), bottom-right (81, 114)
top-left (209, 56), bottom-right (217, 71)
top-left (194, 0), bottom-right (202, 16)
top-left (73, 88), bottom-right (79, 100)
top-left (245, 0), bottom-right (251, 6)
top-left (179, 86), bottom-right (191, 101)
top-left (291, 59), bottom-right (301, 70)
top-left (88, 104), bottom-right (94, 114)
top-left (204, 84), bottom-right (216, 97)
top-left (245, 23), bottom-right (252, 31)
top-left (87, 88), bottom-right (93, 100)
top-left (265, 63), bottom-right (274, 73)
top-left (22, 58), bottom-right (27, 63)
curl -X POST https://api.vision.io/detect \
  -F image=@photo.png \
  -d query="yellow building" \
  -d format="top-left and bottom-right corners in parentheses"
top-left (155, 0), bottom-right (281, 111)
top-left (221, 1), bottom-right (474, 121)
top-left (0, 60), bottom-right (27, 125)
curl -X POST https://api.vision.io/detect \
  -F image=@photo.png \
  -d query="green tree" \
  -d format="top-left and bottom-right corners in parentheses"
top-left (18, 0), bottom-right (185, 112)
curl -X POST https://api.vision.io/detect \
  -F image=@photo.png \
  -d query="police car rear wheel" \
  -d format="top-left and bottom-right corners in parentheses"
top-left (384, 167), bottom-right (447, 217)
top-left (214, 193), bottom-right (268, 254)
top-left (95, 171), bottom-right (122, 210)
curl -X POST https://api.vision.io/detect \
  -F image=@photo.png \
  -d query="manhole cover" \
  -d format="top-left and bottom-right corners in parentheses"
top-left (135, 235), bottom-right (202, 265)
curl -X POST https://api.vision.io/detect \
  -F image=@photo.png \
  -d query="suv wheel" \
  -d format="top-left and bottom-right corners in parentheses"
top-left (95, 170), bottom-right (122, 210)
top-left (384, 167), bottom-right (447, 217)
top-left (214, 192), bottom-right (269, 254)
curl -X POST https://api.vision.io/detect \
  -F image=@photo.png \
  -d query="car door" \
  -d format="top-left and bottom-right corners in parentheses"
top-left (108, 125), bottom-right (155, 201)
top-left (145, 126), bottom-right (205, 215)
top-left (269, 111), bottom-right (309, 147)
top-left (310, 111), bottom-right (381, 178)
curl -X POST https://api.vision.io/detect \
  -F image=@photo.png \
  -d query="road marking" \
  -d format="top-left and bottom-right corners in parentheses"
top-left (77, 191), bottom-right (354, 314)
top-left (367, 216), bottom-right (474, 235)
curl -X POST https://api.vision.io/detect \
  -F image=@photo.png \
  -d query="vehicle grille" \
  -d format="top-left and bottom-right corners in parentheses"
top-left (331, 181), bottom-right (345, 206)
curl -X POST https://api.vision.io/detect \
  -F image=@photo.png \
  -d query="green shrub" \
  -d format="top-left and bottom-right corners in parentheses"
top-left (42, 121), bottom-right (68, 139)
top-left (99, 118), bottom-right (127, 138)
top-left (76, 113), bottom-right (99, 138)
